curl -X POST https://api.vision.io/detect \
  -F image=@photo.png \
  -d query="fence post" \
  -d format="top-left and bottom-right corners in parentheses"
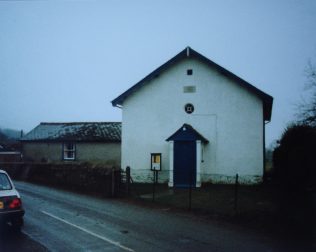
top-left (126, 166), bottom-right (131, 196)
top-left (234, 173), bottom-right (239, 214)
top-left (189, 168), bottom-right (193, 210)
top-left (152, 171), bottom-right (156, 202)
top-left (111, 167), bottom-right (115, 197)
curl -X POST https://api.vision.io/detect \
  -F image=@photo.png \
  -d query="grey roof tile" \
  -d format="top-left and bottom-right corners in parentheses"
top-left (21, 122), bottom-right (121, 142)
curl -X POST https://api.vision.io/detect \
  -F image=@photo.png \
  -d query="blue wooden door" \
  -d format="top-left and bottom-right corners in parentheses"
top-left (174, 141), bottom-right (196, 188)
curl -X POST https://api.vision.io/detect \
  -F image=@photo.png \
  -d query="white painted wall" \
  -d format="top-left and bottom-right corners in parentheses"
top-left (121, 58), bottom-right (264, 184)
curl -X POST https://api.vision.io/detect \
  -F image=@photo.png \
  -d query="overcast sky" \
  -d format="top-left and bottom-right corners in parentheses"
top-left (1, 0), bottom-right (316, 145)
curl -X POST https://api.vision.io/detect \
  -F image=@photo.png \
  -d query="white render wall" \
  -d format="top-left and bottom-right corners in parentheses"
top-left (121, 58), bottom-right (264, 184)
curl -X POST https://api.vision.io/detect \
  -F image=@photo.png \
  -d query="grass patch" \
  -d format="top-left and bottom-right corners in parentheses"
top-left (131, 183), bottom-right (278, 214)
top-left (128, 183), bottom-right (283, 232)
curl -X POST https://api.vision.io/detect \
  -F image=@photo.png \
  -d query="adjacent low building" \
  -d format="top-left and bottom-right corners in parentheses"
top-left (21, 122), bottom-right (121, 166)
top-left (0, 144), bottom-right (22, 162)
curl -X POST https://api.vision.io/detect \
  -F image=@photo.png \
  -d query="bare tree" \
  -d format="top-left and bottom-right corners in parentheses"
top-left (297, 60), bottom-right (316, 127)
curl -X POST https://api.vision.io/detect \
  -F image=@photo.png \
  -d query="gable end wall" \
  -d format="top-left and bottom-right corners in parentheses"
top-left (121, 58), bottom-right (264, 184)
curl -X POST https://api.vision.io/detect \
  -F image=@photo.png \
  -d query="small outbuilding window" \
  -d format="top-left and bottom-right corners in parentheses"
top-left (63, 143), bottom-right (76, 160)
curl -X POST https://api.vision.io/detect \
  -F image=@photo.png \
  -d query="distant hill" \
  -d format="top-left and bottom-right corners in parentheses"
top-left (0, 128), bottom-right (22, 151)
top-left (0, 131), bottom-right (8, 142)
top-left (0, 128), bottom-right (21, 140)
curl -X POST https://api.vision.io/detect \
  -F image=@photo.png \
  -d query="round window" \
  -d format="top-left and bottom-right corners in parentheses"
top-left (184, 103), bottom-right (194, 114)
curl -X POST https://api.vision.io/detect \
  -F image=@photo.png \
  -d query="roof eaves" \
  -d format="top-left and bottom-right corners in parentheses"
top-left (111, 48), bottom-right (188, 107)
top-left (166, 124), bottom-right (209, 143)
top-left (111, 47), bottom-right (273, 120)
top-left (188, 48), bottom-right (274, 120)
top-left (21, 139), bottom-right (121, 143)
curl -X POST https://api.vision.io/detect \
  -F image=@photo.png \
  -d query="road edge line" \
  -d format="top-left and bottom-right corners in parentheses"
top-left (41, 210), bottom-right (134, 252)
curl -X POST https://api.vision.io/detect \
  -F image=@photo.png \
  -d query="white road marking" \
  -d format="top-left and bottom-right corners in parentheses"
top-left (41, 210), bottom-right (135, 252)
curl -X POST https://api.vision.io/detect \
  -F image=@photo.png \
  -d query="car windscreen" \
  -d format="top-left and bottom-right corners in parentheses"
top-left (0, 173), bottom-right (12, 190)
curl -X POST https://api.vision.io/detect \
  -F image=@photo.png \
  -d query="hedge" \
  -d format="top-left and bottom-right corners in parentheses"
top-left (1, 163), bottom-right (121, 197)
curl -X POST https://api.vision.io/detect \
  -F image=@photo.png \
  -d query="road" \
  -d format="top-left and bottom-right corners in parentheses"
top-left (0, 225), bottom-right (47, 252)
top-left (1, 181), bottom-right (313, 251)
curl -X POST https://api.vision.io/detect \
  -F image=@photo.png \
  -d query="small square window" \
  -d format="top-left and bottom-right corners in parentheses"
top-left (63, 142), bottom-right (76, 160)
top-left (187, 69), bottom-right (193, 75)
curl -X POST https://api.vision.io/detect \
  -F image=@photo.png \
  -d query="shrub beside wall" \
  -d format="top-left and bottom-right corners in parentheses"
top-left (272, 124), bottom-right (316, 237)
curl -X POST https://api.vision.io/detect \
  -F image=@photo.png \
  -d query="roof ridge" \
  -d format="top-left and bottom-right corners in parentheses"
top-left (111, 46), bottom-right (273, 121)
top-left (40, 122), bottom-right (121, 125)
top-left (22, 122), bottom-right (122, 142)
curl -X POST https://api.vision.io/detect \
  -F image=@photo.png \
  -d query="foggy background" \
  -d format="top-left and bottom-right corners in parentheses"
top-left (1, 0), bottom-right (316, 145)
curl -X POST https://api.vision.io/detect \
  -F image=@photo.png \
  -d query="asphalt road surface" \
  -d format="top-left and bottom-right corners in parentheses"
top-left (0, 225), bottom-right (47, 252)
top-left (1, 181), bottom-right (313, 251)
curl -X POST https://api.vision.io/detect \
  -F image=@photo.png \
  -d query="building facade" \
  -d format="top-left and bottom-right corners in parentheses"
top-left (21, 122), bottom-right (121, 166)
top-left (112, 47), bottom-right (273, 186)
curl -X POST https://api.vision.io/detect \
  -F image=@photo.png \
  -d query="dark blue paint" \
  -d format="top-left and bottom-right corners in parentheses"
top-left (166, 124), bottom-right (208, 143)
top-left (174, 141), bottom-right (196, 188)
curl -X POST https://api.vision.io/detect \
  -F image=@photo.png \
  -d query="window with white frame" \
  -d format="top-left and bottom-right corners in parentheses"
top-left (63, 143), bottom-right (76, 160)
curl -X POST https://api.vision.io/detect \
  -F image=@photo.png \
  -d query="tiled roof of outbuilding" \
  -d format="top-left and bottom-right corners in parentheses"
top-left (21, 122), bottom-right (121, 142)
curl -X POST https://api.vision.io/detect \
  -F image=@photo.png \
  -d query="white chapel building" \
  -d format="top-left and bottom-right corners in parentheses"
top-left (112, 47), bottom-right (273, 186)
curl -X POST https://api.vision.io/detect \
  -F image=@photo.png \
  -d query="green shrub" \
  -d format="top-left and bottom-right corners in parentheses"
top-left (273, 124), bottom-right (316, 190)
top-left (273, 124), bottom-right (316, 237)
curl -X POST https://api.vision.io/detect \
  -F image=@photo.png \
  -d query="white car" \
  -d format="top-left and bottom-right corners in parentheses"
top-left (0, 169), bottom-right (25, 230)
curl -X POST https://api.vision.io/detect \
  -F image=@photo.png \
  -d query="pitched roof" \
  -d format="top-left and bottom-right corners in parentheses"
top-left (111, 47), bottom-right (273, 121)
top-left (21, 122), bottom-right (121, 142)
top-left (166, 124), bottom-right (209, 143)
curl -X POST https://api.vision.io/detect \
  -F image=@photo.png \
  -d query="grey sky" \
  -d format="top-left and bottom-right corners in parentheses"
top-left (1, 0), bottom-right (316, 145)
